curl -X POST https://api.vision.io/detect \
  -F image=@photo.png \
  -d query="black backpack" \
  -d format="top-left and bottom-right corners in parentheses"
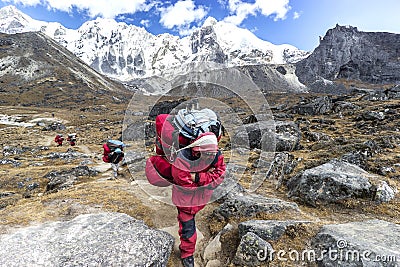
top-left (106, 140), bottom-right (124, 164)
top-left (108, 150), bottom-right (124, 164)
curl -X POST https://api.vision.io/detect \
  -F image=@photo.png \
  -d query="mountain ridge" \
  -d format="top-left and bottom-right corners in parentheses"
top-left (0, 5), bottom-right (310, 82)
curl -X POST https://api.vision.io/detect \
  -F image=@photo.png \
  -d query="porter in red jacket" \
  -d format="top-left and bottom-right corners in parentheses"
top-left (171, 132), bottom-right (226, 265)
top-left (54, 134), bottom-right (64, 147)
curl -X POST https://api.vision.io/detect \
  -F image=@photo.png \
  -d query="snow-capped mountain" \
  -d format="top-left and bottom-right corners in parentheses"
top-left (0, 5), bottom-right (310, 81)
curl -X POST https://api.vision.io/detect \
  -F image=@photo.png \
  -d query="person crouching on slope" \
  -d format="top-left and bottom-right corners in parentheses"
top-left (171, 132), bottom-right (226, 267)
top-left (102, 140), bottom-right (125, 179)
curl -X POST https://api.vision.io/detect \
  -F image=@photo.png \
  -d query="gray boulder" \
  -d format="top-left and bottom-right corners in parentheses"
top-left (291, 96), bottom-right (333, 115)
top-left (275, 121), bottom-right (302, 151)
top-left (266, 152), bottom-right (298, 189)
top-left (0, 213), bottom-right (174, 267)
top-left (313, 220), bottom-right (400, 266)
top-left (122, 121), bottom-right (155, 141)
top-left (333, 101), bottom-right (361, 113)
top-left (387, 85), bottom-right (400, 99)
top-left (361, 111), bottom-right (385, 121)
top-left (211, 163), bottom-right (246, 203)
top-left (214, 194), bottom-right (299, 219)
top-left (232, 121), bottom-right (275, 150)
top-left (233, 121), bottom-right (301, 152)
top-left (234, 232), bottom-right (274, 266)
top-left (287, 159), bottom-right (374, 206)
top-left (238, 220), bottom-right (311, 241)
top-left (44, 166), bottom-right (98, 192)
top-left (122, 150), bottom-right (146, 166)
top-left (375, 181), bottom-right (396, 203)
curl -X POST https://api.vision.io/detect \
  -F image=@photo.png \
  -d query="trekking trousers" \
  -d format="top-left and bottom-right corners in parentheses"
top-left (111, 163), bottom-right (119, 177)
top-left (177, 209), bottom-right (197, 259)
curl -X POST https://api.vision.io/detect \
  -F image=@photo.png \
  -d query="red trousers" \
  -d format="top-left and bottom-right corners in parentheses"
top-left (177, 208), bottom-right (198, 259)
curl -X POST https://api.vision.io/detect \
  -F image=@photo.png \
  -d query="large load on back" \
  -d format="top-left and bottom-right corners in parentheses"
top-left (102, 140), bottom-right (125, 164)
top-left (155, 108), bottom-right (222, 160)
top-left (146, 108), bottom-right (223, 187)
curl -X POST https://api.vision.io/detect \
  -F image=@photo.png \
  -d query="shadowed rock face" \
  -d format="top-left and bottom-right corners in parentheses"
top-left (0, 213), bottom-right (174, 267)
top-left (296, 25), bottom-right (400, 91)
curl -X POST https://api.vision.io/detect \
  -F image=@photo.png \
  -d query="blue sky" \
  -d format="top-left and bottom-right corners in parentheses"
top-left (0, 0), bottom-right (399, 51)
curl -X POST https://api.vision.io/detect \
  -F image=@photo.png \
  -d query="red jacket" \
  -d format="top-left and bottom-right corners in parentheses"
top-left (54, 135), bottom-right (64, 144)
top-left (171, 149), bottom-right (226, 214)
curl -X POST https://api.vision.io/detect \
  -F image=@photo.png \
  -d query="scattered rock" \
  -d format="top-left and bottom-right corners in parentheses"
top-left (304, 131), bottom-right (332, 142)
top-left (333, 101), bottom-right (361, 113)
top-left (41, 122), bottom-right (66, 131)
top-left (0, 192), bottom-right (15, 198)
top-left (26, 182), bottom-right (40, 191)
top-left (47, 148), bottom-right (89, 160)
top-left (2, 146), bottom-right (30, 156)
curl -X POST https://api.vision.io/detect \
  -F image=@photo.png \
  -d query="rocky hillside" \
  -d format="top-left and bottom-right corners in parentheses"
top-left (0, 32), bottom-right (131, 107)
top-left (296, 25), bottom-right (400, 93)
top-left (0, 86), bottom-right (399, 266)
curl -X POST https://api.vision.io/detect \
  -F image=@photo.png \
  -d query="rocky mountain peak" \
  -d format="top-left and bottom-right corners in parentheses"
top-left (0, 5), bottom-right (35, 33)
top-left (295, 24), bottom-right (400, 93)
top-left (0, 5), bottom-right (309, 82)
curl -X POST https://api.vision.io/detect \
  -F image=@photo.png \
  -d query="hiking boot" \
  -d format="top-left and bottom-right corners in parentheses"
top-left (181, 256), bottom-right (194, 267)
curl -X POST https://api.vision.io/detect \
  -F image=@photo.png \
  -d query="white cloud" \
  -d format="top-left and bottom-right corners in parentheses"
top-left (3, 0), bottom-right (150, 18)
top-left (293, 11), bottom-right (301, 19)
top-left (224, 0), bottom-right (291, 25)
top-left (159, 0), bottom-right (207, 30)
top-left (217, 0), bottom-right (228, 8)
top-left (3, 0), bottom-right (41, 6)
top-left (140, 19), bottom-right (150, 27)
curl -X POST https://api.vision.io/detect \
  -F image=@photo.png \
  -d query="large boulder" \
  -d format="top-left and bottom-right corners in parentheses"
top-left (0, 213), bottom-right (174, 267)
top-left (287, 159), bottom-right (375, 206)
top-left (211, 163), bottom-right (246, 203)
top-left (312, 220), bottom-right (400, 266)
top-left (232, 121), bottom-right (301, 152)
top-left (233, 232), bottom-right (273, 266)
top-left (291, 96), bottom-right (333, 115)
top-left (238, 220), bottom-right (311, 241)
top-left (214, 194), bottom-right (299, 219)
